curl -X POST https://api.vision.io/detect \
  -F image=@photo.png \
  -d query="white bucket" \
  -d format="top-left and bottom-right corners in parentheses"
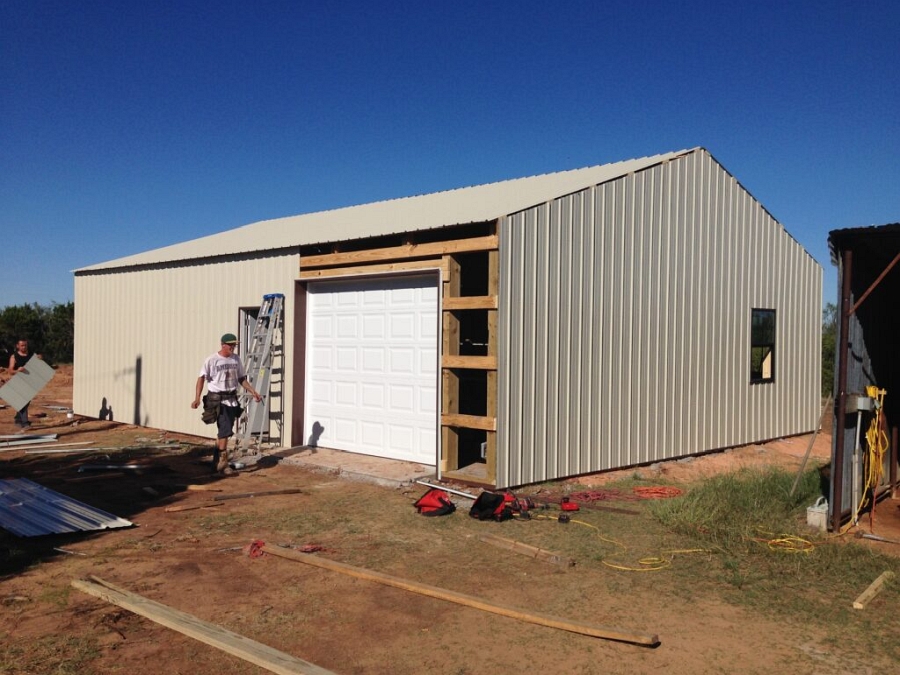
top-left (806, 496), bottom-right (828, 532)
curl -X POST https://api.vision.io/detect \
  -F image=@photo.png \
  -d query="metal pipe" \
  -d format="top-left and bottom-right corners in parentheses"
top-left (415, 479), bottom-right (478, 500)
top-left (831, 248), bottom-right (852, 533)
top-left (852, 409), bottom-right (863, 525)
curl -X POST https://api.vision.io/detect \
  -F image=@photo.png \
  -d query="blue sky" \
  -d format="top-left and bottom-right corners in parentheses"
top-left (2, 1), bottom-right (897, 310)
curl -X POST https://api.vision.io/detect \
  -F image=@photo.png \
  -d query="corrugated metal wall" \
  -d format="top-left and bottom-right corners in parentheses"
top-left (497, 149), bottom-right (822, 488)
top-left (74, 254), bottom-right (298, 438)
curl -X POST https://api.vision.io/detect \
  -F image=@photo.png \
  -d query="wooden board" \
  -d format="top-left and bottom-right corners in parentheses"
top-left (262, 545), bottom-right (659, 646)
top-left (853, 570), bottom-right (895, 609)
top-left (72, 576), bottom-right (336, 675)
top-left (301, 235), bottom-right (498, 268)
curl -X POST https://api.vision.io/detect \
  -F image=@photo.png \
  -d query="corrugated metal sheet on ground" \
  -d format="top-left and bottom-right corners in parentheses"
top-left (0, 478), bottom-right (133, 537)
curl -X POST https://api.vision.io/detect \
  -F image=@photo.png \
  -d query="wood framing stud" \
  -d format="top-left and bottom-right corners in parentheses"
top-left (441, 413), bottom-right (497, 432)
top-left (441, 355), bottom-right (498, 370)
top-left (442, 296), bottom-right (498, 310)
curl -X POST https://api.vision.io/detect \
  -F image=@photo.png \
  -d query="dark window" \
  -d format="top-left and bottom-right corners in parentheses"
top-left (750, 308), bottom-right (776, 383)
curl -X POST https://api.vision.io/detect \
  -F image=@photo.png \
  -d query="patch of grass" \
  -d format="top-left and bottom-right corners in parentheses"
top-left (645, 466), bottom-right (900, 659)
top-left (648, 466), bottom-right (818, 553)
top-left (38, 582), bottom-right (72, 607)
top-left (0, 635), bottom-right (100, 675)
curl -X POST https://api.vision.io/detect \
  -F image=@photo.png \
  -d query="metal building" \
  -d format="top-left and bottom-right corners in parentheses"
top-left (74, 147), bottom-right (822, 489)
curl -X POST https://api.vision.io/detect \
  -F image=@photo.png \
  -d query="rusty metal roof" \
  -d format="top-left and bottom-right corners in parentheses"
top-left (0, 478), bottom-right (133, 537)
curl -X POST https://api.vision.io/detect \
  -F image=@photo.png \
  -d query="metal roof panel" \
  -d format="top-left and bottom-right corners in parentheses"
top-left (0, 478), bottom-right (133, 537)
top-left (77, 149), bottom-right (696, 272)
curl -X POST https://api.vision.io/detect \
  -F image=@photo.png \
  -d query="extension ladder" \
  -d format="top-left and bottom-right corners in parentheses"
top-left (237, 293), bottom-right (284, 448)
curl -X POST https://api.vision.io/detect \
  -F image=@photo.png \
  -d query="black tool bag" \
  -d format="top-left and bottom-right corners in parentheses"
top-left (468, 491), bottom-right (513, 522)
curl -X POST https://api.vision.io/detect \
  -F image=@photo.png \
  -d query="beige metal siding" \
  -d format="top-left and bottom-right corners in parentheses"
top-left (497, 149), bottom-right (822, 488)
top-left (74, 254), bottom-right (298, 439)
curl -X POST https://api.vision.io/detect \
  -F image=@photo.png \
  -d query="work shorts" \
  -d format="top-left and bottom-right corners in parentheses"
top-left (217, 404), bottom-right (240, 439)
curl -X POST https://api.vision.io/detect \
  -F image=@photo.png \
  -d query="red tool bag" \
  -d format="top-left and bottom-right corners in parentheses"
top-left (414, 488), bottom-right (456, 517)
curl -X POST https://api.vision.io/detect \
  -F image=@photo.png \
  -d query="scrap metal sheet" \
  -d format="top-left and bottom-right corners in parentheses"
top-left (0, 356), bottom-right (55, 411)
top-left (0, 478), bottom-right (133, 537)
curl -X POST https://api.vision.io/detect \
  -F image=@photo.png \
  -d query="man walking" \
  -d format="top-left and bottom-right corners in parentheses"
top-left (191, 333), bottom-right (262, 473)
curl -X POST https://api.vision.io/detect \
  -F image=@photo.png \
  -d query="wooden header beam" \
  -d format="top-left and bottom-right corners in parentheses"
top-left (301, 235), bottom-right (498, 268)
top-left (300, 257), bottom-right (449, 280)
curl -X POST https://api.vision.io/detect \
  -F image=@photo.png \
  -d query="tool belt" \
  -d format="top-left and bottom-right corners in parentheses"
top-left (200, 390), bottom-right (238, 424)
top-left (205, 390), bottom-right (237, 403)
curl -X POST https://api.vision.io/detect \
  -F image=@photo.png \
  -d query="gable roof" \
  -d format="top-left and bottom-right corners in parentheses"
top-left (78, 148), bottom-right (696, 272)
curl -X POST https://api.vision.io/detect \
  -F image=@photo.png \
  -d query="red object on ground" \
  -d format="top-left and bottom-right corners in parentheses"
top-left (244, 539), bottom-right (266, 558)
top-left (560, 497), bottom-right (580, 511)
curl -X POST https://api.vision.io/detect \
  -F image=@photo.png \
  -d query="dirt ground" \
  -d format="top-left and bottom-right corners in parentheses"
top-left (2, 365), bottom-right (899, 675)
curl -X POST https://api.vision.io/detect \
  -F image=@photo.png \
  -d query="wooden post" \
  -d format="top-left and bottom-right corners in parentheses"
top-left (486, 248), bottom-right (499, 484)
top-left (441, 255), bottom-right (461, 472)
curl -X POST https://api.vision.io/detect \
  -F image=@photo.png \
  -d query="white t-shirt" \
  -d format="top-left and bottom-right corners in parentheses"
top-left (199, 352), bottom-right (246, 406)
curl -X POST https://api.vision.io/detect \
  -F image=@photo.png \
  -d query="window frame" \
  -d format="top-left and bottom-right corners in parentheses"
top-left (750, 308), bottom-right (776, 384)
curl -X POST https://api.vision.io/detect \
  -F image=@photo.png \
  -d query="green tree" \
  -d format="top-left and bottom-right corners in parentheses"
top-left (821, 302), bottom-right (837, 397)
top-left (0, 302), bottom-right (74, 365)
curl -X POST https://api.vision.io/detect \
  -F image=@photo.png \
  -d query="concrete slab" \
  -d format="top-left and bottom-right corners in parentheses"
top-left (241, 446), bottom-right (436, 489)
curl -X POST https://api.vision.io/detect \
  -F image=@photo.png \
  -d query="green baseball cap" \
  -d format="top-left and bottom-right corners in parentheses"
top-left (221, 333), bottom-right (238, 344)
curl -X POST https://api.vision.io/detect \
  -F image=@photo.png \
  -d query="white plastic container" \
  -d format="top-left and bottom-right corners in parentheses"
top-left (807, 496), bottom-right (828, 532)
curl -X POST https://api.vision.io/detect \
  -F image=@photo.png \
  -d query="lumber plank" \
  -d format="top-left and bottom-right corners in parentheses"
top-left (300, 235), bottom-right (498, 268)
top-left (853, 570), bottom-right (895, 609)
top-left (442, 295), bottom-right (498, 310)
top-left (261, 545), bottom-right (659, 646)
top-left (476, 533), bottom-right (575, 567)
top-left (164, 502), bottom-right (223, 513)
top-left (71, 577), bottom-right (336, 675)
top-left (213, 488), bottom-right (304, 501)
top-left (441, 413), bottom-right (497, 431)
top-left (441, 355), bottom-right (497, 370)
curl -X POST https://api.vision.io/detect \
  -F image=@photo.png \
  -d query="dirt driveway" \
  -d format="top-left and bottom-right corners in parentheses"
top-left (1, 365), bottom-right (898, 675)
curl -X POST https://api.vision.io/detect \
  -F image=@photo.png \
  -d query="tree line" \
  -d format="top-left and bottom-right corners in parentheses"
top-left (0, 302), bottom-right (74, 365)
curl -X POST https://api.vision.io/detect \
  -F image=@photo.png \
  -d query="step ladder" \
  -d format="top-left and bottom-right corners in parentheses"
top-left (237, 293), bottom-right (284, 449)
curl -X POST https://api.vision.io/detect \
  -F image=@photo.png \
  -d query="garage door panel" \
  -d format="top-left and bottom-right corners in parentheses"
top-left (335, 347), bottom-right (357, 371)
top-left (360, 382), bottom-right (385, 409)
top-left (360, 348), bottom-right (385, 373)
top-left (388, 425), bottom-right (414, 452)
top-left (306, 274), bottom-right (438, 463)
top-left (336, 315), bottom-right (359, 337)
top-left (334, 381), bottom-right (357, 406)
top-left (389, 348), bottom-right (415, 374)
top-left (419, 385), bottom-right (437, 414)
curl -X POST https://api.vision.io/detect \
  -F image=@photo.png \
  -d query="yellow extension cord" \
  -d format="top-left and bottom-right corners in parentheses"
top-left (856, 386), bottom-right (889, 522)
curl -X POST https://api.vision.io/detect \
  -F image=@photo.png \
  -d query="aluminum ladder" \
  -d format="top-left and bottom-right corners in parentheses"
top-left (237, 293), bottom-right (284, 449)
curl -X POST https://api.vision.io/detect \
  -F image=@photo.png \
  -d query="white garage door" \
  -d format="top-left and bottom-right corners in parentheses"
top-left (305, 274), bottom-right (439, 464)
